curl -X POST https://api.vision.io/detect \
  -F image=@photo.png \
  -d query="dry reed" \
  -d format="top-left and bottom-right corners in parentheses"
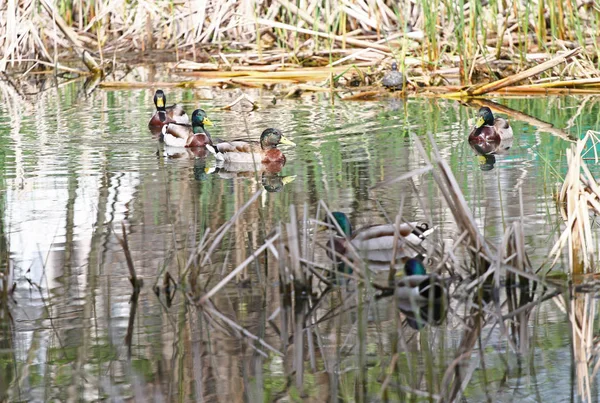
top-left (1, 0), bottom-right (599, 92)
top-left (551, 130), bottom-right (600, 273)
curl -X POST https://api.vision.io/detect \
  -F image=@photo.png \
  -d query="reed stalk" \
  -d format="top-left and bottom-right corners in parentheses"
top-left (1, 0), bottom-right (599, 90)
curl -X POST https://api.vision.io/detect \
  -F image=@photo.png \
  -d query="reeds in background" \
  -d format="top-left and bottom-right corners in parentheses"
top-left (1, 0), bottom-right (599, 84)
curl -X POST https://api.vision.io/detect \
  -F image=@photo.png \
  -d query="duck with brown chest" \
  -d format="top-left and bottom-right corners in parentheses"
top-left (468, 106), bottom-right (513, 143)
top-left (162, 109), bottom-right (214, 148)
top-left (149, 89), bottom-right (190, 128)
top-left (208, 128), bottom-right (296, 164)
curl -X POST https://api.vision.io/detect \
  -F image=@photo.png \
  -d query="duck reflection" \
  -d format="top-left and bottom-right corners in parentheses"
top-left (468, 135), bottom-right (513, 171)
top-left (208, 161), bottom-right (295, 193)
top-left (160, 144), bottom-right (213, 181)
top-left (163, 145), bottom-right (211, 160)
top-left (261, 172), bottom-right (296, 193)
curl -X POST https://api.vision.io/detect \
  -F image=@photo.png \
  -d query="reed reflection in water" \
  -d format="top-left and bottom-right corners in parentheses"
top-left (0, 81), bottom-right (600, 401)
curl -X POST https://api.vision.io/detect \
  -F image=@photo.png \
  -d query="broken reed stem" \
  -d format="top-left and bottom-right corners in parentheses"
top-left (370, 165), bottom-right (433, 190)
top-left (551, 130), bottom-right (600, 272)
top-left (199, 233), bottom-right (280, 304)
top-left (387, 198), bottom-right (405, 285)
top-left (117, 221), bottom-right (142, 291)
top-left (199, 189), bottom-right (263, 268)
top-left (220, 93), bottom-right (258, 110)
top-left (204, 305), bottom-right (283, 356)
top-left (286, 205), bottom-right (306, 287)
top-left (448, 47), bottom-right (582, 97)
top-left (39, 0), bottom-right (102, 74)
top-left (415, 133), bottom-right (494, 270)
top-left (256, 18), bottom-right (392, 53)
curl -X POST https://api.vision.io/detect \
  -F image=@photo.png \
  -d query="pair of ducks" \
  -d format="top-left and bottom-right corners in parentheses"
top-left (148, 90), bottom-right (296, 164)
top-left (322, 211), bottom-right (446, 304)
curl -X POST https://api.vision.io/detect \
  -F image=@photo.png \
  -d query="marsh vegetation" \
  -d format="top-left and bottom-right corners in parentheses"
top-left (2, 0), bottom-right (600, 94)
top-left (0, 83), bottom-right (599, 400)
top-left (2, 1), bottom-right (600, 402)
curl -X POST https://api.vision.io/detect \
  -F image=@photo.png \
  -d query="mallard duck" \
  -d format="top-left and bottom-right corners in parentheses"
top-left (162, 109), bottom-right (213, 148)
top-left (208, 128), bottom-right (296, 164)
top-left (323, 211), bottom-right (434, 271)
top-left (149, 89), bottom-right (190, 128)
top-left (469, 116), bottom-right (513, 171)
top-left (382, 62), bottom-right (403, 90)
top-left (395, 258), bottom-right (447, 304)
top-left (468, 106), bottom-right (513, 142)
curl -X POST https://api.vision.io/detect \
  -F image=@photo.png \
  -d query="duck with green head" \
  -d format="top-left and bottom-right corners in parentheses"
top-left (162, 109), bottom-right (214, 148)
top-left (323, 211), bottom-right (434, 271)
top-left (468, 111), bottom-right (513, 171)
top-left (208, 128), bottom-right (296, 164)
top-left (149, 89), bottom-right (190, 128)
top-left (468, 106), bottom-right (513, 143)
top-left (395, 257), bottom-right (447, 304)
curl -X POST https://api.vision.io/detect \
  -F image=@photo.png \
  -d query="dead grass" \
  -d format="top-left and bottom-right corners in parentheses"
top-left (551, 130), bottom-right (600, 273)
top-left (1, 0), bottom-right (600, 93)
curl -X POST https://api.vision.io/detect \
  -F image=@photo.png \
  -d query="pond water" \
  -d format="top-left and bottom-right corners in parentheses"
top-left (1, 80), bottom-right (600, 402)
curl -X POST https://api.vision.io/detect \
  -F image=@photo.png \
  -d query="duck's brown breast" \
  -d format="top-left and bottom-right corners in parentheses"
top-left (262, 149), bottom-right (286, 163)
top-left (187, 134), bottom-right (210, 148)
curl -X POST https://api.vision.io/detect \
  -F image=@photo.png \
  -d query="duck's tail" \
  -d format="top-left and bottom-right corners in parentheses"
top-left (206, 144), bottom-right (225, 161)
top-left (413, 223), bottom-right (436, 240)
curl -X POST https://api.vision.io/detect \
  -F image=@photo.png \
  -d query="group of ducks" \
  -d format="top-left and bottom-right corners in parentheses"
top-left (321, 210), bottom-right (446, 324)
top-left (149, 89), bottom-right (296, 168)
top-left (149, 88), bottom-right (512, 170)
top-left (149, 88), bottom-right (514, 321)
top-left (320, 108), bottom-right (513, 315)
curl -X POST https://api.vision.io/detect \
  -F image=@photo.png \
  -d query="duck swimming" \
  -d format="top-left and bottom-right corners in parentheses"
top-left (394, 257), bottom-right (447, 304)
top-left (162, 109), bottom-right (213, 148)
top-left (208, 128), bottom-right (296, 164)
top-left (149, 89), bottom-right (190, 128)
top-left (468, 106), bottom-right (513, 143)
top-left (323, 211), bottom-right (434, 271)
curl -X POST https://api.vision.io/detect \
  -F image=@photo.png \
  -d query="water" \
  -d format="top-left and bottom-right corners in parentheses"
top-left (1, 80), bottom-right (600, 401)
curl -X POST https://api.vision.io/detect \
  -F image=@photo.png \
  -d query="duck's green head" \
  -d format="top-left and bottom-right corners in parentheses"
top-left (325, 211), bottom-right (353, 237)
top-left (476, 107), bottom-right (494, 128)
top-left (404, 257), bottom-right (427, 276)
top-left (191, 109), bottom-right (213, 129)
top-left (154, 89), bottom-right (166, 111)
top-left (260, 128), bottom-right (296, 149)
